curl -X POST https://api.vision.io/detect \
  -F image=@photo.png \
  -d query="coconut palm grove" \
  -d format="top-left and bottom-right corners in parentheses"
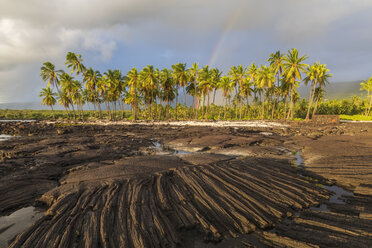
top-left (38, 49), bottom-right (372, 121)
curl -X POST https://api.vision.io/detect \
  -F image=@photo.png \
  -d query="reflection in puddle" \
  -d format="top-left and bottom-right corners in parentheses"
top-left (0, 135), bottom-right (13, 142)
top-left (291, 150), bottom-right (354, 210)
top-left (150, 141), bottom-right (192, 155)
top-left (324, 185), bottom-right (354, 204)
top-left (0, 207), bottom-right (44, 247)
top-left (310, 203), bottom-right (330, 212)
top-left (291, 151), bottom-right (304, 168)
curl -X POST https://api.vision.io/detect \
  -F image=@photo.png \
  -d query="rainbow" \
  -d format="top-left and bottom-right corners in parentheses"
top-left (208, 7), bottom-right (242, 67)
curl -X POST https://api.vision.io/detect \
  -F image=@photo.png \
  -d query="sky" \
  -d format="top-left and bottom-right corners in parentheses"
top-left (1, 0), bottom-right (372, 104)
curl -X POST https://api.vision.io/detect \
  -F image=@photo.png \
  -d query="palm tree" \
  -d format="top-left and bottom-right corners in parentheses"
top-left (268, 51), bottom-right (284, 84)
top-left (218, 76), bottom-right (234, 119)
top-left (228, 65), bottom-right (246, 119)
top-left (360, 77), bottom-right (372, 116)
top-left (188, 63), bottom-right (199, 118)
top-left (198, 65), bottom-right (213, 119)
top-left (304, 63), bottom-right (330, 120)
top-left (247, 63), bottom-right (259, 117)
top-left (283, 48), bottom-right (308, 119)
top-left (241, 78), bottom-right (253, 119)
top-left (256, 65), bottom-right (275, 119)
top-left (211, 68), bottom-right (222, 105)
top-left (172, 63), bottom-right (189, 119)
top-left (83, 68), bottom-right (102, 118)
top-left (97, 75), bottom-right (111, 119)
top-left (140, 65), bottom-right (158, 120)
top-left (106, 69), bottom-right (126, 120)
top-left (65, 52), bottom-right (86, 75)
top-left (160, 68), bottom-right (176, 120)
top-left (39, 87), bottom-right (57, 119)
top-left (312, 87), bottom-right (325, 115)
top-left (268, 51), bottom-right (284, 118)
top-left (40, 62), bottom-right (63, 89)
top-left (59, 72), bottom-right (78, 118)
top-left (312, 66), bottom-right (331, 117)
top-left (71, 80), bottom-right (84, 119)
top-left (126, 68), bottom-right (140, 120)
top-left (57, 91), bottom-right (71, 119)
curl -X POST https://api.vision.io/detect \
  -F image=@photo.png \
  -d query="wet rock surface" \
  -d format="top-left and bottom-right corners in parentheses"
top-left (0, 121), bottom-right (371, 247)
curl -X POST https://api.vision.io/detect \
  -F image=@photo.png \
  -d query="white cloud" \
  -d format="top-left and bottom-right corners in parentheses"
top-left (0, 0), bottom-right (372, 103)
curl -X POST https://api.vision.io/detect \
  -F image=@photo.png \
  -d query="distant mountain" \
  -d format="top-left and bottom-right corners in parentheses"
top-left (298, 80), bottom-right (365, 100)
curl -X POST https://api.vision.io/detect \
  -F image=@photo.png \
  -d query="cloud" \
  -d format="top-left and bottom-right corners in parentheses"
top-left (0, 0), bottom-right (372, 103)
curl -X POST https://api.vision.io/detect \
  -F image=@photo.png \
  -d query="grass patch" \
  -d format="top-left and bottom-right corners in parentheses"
top-left (339, 114), bottom-right (372, 121)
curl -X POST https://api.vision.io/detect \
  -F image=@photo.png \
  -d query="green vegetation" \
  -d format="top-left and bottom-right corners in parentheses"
top-left (339, 115), bottom-right (372, 121)
top-left (35, 49), bottom-right (336, 121)
top-left (0, 99), bottom-right (371, 121)
top-left (1, 49), bottom-right (371, 121)
top-left (360, 77), bottom-right (372, 116)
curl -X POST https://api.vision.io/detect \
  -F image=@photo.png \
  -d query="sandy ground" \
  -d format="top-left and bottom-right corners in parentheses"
top-left (45, 120), bottom-right (289, 128)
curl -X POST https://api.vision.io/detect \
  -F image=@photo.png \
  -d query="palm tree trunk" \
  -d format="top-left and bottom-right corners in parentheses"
top-left (183, 86), bottom-right (186, 106)
top-left (224, 96), bottom-right (227, 120)
top-left (246, 96), bottom-right (249, 119)
top-left (120, 100), bottom-right (124, 120)
top-left (206, 92), bottom-right (210, 120)
top-left (150, 90), bottom-right (153, 120)
top-left (261, 94), bottom-right (265, 120)
top-left (194, 82), bottom-right (197, 120)
top-left (287, 83), bottom-right (294, 120)
top-left (287, 95), bottom-right (293, 120)
top-left (95, 97), bottom-right (102, 119)
top-left (155, 100), bottom-right (161, 121)
top-left (195, 97), bottom-right (199, 120)
top-left (183, 86), bottom-right (187, 119)
top-left (235, 85), bottom-right (238, 120)
top-left (71, 103), bottom-right (76, 120)
top-left (148, 103), bottom-right (151, 120)
top-left (63, 106), bottom-right (69, 120)
top-left (239, 95), bottom-right (242, 120)
top-left (305, 82), bottom-right (317, 120)
top-left (175, 86), bottom-right (178, 120)
top-left (50, 105), bottom-right (55, 120)
top-left (266, 94), bottom-right (271, 118)
top-left (132, 103), bottom-right (135, 121)
top-left (213, 89), bottom-right (216, 105)
top-left (312, 95), bottom-right (320, 117)
top-left (367, 94), bottom-right (372, 116)
top-left (283, 95), bottom-right (288, 119)
top-left (105, 100), bottom-right (111, 120)
top-left (202, 93), bottom-right (205, 119)
top-left (79, 101), bottom-right (84, 121)
top-left (166, 99), bottom-right (170, 120)
top-left (271, 96), bottom-right (276, 119)
top-left (112, 101), bottom-right (115, 120)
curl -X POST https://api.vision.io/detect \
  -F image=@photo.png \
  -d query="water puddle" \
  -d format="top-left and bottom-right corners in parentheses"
top-left (290, 151), bottom-right (304, 169)
top-left (309, 203), bottom-right (330, 212)
top-left (0, 207), bottom-right (44, 247)
top-left (324, 185), bottom-right (354, 204)
top-left (291, 150), bottom-right (354, 210)
top-left (0, 134), bottom-right (14, 142)
top-left (149, 141), bottom-right (193, 155)
top-left (259, 132), bottom-right (273, 136)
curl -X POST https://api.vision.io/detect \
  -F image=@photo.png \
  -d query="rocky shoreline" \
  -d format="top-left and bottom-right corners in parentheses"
top-left (0, 121), bottom-right (371, 247)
